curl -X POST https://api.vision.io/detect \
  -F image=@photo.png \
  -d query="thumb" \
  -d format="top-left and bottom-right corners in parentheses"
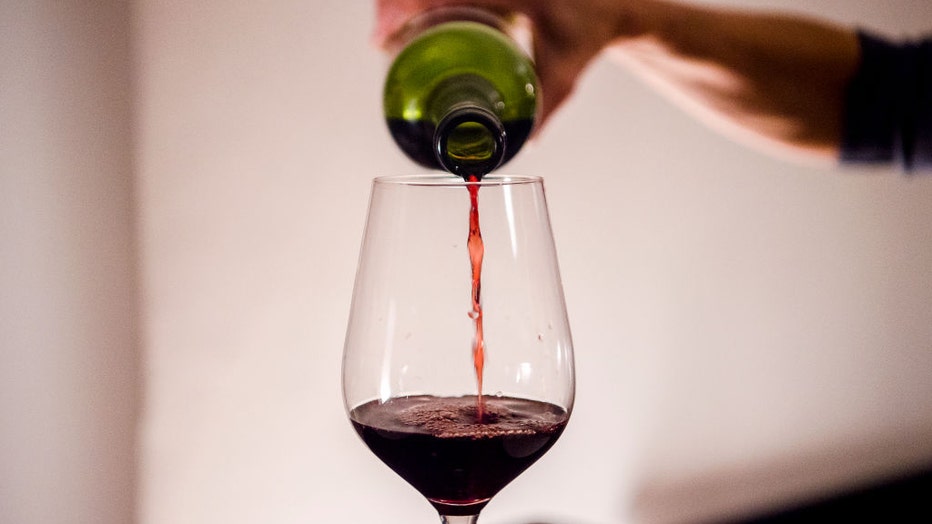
top-left (532, 46), bottom-right (581, 132)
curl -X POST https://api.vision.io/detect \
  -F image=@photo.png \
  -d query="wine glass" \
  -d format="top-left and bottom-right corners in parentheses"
top-left (342, 174), bottom-right (575, 524)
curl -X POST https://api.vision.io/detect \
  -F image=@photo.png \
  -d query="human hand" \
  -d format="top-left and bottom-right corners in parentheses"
top-left (373, 0), bottom-right (633, 128)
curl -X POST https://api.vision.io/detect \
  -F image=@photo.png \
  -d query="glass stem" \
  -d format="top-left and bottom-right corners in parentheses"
top-left (439, 515), bottom-right (478, 524)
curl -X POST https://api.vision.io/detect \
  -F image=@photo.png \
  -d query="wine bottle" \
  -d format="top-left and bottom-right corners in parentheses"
top-left (383, 9), bottom-right (539, 179)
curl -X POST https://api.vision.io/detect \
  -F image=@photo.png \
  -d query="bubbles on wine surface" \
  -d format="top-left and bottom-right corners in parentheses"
top-left (354, 395), bottom-right (567, 440)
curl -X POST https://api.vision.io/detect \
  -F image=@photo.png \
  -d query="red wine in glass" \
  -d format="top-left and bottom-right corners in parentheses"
top-left (350, 395), bottom-right (569, 516)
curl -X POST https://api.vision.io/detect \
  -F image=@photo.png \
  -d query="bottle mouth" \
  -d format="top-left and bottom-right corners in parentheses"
top-left (434, 106), bottom-right (506, 179)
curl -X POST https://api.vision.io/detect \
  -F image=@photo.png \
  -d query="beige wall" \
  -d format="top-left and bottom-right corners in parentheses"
top-left (135, 1), bottom-right (932, 523)
top-left (4, 1), bottom-right (932, 523)
top-left (1, 1), bottom-right (138, 523)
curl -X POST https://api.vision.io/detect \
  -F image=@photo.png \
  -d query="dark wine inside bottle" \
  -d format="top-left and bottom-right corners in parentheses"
top-left (387, 117), bottom-right (533, 176)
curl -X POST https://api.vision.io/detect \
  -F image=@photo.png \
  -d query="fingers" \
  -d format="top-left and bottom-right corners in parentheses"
top-left (373, 0), bottom-right (423, 48)
top-left (373, 0), bottom-right (537, 48)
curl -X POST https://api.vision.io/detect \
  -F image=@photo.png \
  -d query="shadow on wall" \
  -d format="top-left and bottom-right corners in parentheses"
top-left (630, 423), bottom-right (932, 524)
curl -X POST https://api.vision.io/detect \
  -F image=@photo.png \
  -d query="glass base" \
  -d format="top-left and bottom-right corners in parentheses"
top-left (440, 515), bottom-right (479, 524)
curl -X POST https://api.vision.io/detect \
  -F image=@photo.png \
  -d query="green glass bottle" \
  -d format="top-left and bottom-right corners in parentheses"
top-left (383, 12), bottom-right (539, 178)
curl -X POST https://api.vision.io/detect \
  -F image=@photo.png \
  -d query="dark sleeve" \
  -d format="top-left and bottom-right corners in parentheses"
top-left (840, 31), bottom-right (932, 171)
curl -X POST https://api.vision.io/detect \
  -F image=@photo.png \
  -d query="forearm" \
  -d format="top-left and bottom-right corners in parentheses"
top-left (608, 0), bottom-right (861, 161)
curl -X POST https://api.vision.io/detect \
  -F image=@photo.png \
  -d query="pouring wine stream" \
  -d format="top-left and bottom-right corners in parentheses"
top-left (466, 175), bottom-right (486, 420)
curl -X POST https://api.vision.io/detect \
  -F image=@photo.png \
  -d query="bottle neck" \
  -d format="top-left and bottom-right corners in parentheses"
top-left (434, 105), bottom-right (506, 178)
top-left (428, 74), bottom-right (506, 178)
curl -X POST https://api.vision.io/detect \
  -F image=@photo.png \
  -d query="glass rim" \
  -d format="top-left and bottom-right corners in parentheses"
top-left (373, 174), bottom-right (542, 187)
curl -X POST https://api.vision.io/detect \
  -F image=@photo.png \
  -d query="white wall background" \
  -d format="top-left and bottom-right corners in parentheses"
top-left (4, 1), bottom-right (932, 523)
